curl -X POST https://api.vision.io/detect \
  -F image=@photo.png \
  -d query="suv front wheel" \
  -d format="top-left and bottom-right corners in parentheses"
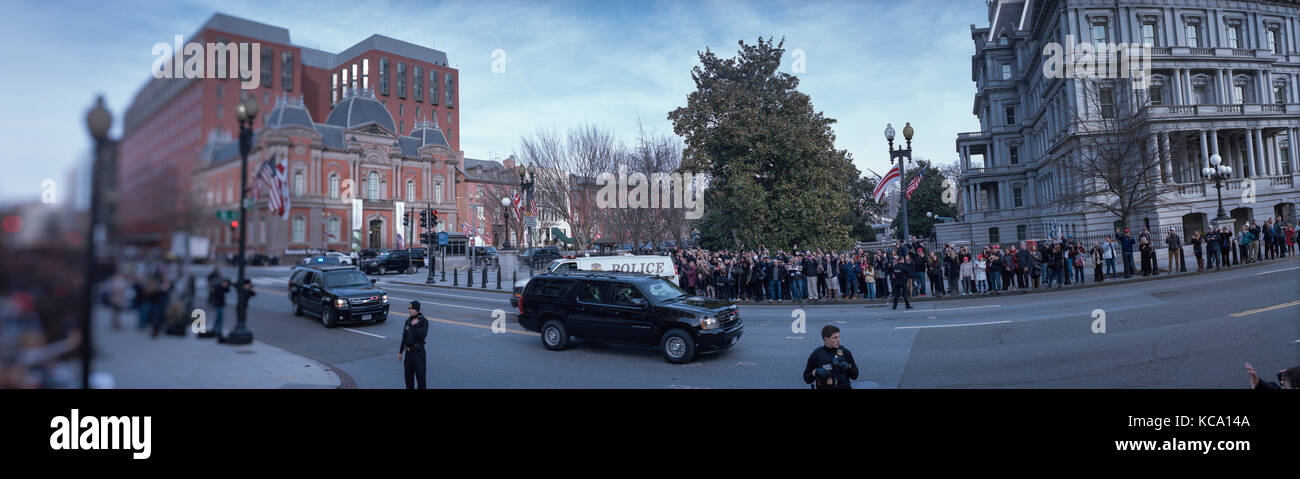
top-left (322, 305), bottom-right (338, 328)
top-left (660, 329), bottom-right (697, 364)
top-left (541, 320), bottom-right (569, 351)
top-left (291, 296), bottom-right (303, 316)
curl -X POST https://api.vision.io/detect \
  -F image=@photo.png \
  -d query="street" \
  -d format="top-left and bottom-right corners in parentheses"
top-left (215, 258), bottom-right (1299, 389)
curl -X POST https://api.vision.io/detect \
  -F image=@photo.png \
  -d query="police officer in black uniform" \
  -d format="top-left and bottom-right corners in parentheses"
top-left (399, 300), bottom-right (429, 389)
top-left (891, 254), bottom-right (913, 310)
top-left (802, 325), bottom-right (859, 389)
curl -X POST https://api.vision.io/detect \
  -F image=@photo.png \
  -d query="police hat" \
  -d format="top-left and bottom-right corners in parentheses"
top-left (409, 300), bottom-right (421, 312)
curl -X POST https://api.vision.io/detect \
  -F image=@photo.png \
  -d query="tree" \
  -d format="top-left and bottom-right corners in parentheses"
top-left (1059, 78), bottom-right (1184, 230)
top-left (844, 175), bottom-right (884, 242)
top-left (890, 161), bottom-right (956, 240)
top-left (514, 125), bottom-right (616, 251)
top-left (668, 37), bottom-right (858, 251)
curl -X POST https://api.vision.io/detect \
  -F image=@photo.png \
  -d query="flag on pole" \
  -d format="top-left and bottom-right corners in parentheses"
top-left (871, 163), bottom-right (901, 204)
top-left (905, 171), bottom-right (924, 200)
top-left (511, 190), bottom-right (522, 222)
top-left (248, 155), bottom-right (276, 203)
top-left (274, 155), bottom-right (290, 219)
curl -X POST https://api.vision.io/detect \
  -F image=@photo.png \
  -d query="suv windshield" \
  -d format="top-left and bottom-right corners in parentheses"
top-left (322, 270), bottom-right (371, 288)
top-left (642, 278), bottom-right (687, 303)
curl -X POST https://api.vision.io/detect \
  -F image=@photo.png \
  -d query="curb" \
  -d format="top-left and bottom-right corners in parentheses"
top-left (387, 279), bottom-right (514, 294)
top-left (730, 256), bottom-right (1297, 307)
top-left (253, 336), bottom-right (355, 389)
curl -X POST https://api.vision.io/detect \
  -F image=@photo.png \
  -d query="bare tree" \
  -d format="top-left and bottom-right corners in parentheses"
top-left (515, 125), bottom-right (617, 251)
top-left (1059, 78), bottom-right (1185, 229)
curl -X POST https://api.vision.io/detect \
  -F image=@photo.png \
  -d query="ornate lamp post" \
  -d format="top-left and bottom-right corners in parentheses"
top-left (886, 122), bottom-right (915, 241)
top-left (516, 165), bottom-right (536, 275)
top-left (1202, 154), bottom-right (1233, 221)
top-left (501, 196), bottom-right (512, 249)
top-left (224, 97), bottom-right (259, 345)
top-left (83, 96), bottom-right (113, 389)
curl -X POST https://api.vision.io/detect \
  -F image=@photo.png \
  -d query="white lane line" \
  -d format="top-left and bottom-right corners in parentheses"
top-left (340, 327), bottom-right (386, 339)
top-left (902, 304), bottom-right (1001, 313)
top-left (387, 296), bottom-right (503, 313)
top-left (894, 320), bottom-right (1011, 330)
top-left (380, 285), bottom-right (511, 301)
top-left (1254, 266), bottom-right (1300, 275)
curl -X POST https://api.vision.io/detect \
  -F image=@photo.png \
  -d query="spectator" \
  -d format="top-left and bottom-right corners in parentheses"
top-left (1166, 230), bottom-right (1182, 274)
top-left (1190, 230), bottom-right (1203, 272)
top-left (1238, 226), bottom-right (1255, 265)
top-left (1245, 362), bottom-right (1298, 389)
top-left (959, 256), bottom-right (975, 295)
top-left (1117, 228), bottom-right (1136, 278)
top-left (1102, 236), bottom-right (1117, 279)
top-left (974, 254), bottom-right (987, 294)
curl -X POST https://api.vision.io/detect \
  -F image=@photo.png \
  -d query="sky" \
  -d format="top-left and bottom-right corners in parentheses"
top-left (0, 0), bottom-right (987, 205)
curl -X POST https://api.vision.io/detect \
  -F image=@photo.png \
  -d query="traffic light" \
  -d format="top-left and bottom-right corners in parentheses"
top-left (230, 220), bottom-right (239, 230)
top-left (419, 210), bottom-right (428, 228)
top-left (430, 209), bottom-right (438, 227)
top-left (403, 211), bottom-right (411, 226)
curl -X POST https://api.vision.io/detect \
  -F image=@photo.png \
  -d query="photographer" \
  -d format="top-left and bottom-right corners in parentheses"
top-left (802, 325), bottom-right (859, 389)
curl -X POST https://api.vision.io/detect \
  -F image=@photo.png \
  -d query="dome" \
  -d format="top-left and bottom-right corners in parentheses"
top-left (324, 87), bottom-right (396, 133)
top-left (408, 115), bottom-right (449, 148)
top-left (264, 95), bottom-right (317, 131)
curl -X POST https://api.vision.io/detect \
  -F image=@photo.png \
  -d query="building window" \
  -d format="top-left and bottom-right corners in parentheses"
top-left (362, 58), bottom-right (370, 90)
top-left (434, 179), bottom-right (444, 203)
top-left (476, 206), bottom-right (485, 221)
top-left (1227, 25), bottom-right (1241, 49)
top-left (261, 47), bottom-right (273, 87)
top-left (260, 218), bottom-right (266, 244)
top-left (1234, 85), bottom-right (1246, 104)
top-left (216, 104), bottom-right (223, 121)
top-left (399, 104), bottom-right (404, 117)
top-left (281, 51), bottom-right (294, 91)
top-left (1005, 107), bottom-right (1016, 125)
top-left (477, 186), bottom-right (485, 197)
top-left (415, 107), bottom-right (420, 120)
top-left (368, 171), bottom-right (380, 200)
top-left (1099, 87), bottom-right (1116, 118)
top-left (1268, 28), bottom-right (1281, 54)
top-left (399, 121), bottom-right (404, 133)
top-left (1016, 225), bottom-right (1027, 241)
top-left (1091, 23), bottom-right (1108, 49)
top-left (1013, 187), bottom-right (1023, 207)
top-left (1009, 146), bottom-right (1019, 165)
top-left (379, 58), bottom-right (389, 95)
top-left (216, 83), bottom-right (224, 99)
top-left (447, 112), bottom-right (453, 124)
top-left (999, 35), bottom-right (1008, 46)
top-left (292, 217), bottom-right (306, 243)
top-left (293, 172), bottom-right (305, 196)
top-left (1148, 85), bottom-right (1163, 105)
top-left (1275, 85), bottom-right (1287, 104)
top-left (1193, 85), bottom-right (1208, 105)
top-left (328, 218), bottom-right (340, 242)
top-left (1141, 23), bottom-right (1157, 47)
top-left (445, 73), bottom-right (455, 107)
top-left (397, 62), bottom-right (407, 99)
top-left (988, 227), bottom-right (1000, 244)
top-left (1185, 22), bottom-right (1200, 48)
top-left (328, 173), bottom-right (339, 199)
top-left (414, 66), bottom-right (423, 103)
top-left (1001, 63), bottom-right (1012, 80)
top-left (430, 71), bottom-right (440, 105)
top-left (406, 180), bottom-right (416, 202)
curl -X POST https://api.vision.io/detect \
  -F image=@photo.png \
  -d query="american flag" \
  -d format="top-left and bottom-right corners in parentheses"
top-left (871, 164), bottom-right (900, 204)
top-left (461, 221), bottom-right (472, 237)
top-left (249, 154), bottom-right (289, 219)
top-left (511, 190), bottom-right (522, 222)
top-left (905, 171), bottom-right (924, 200)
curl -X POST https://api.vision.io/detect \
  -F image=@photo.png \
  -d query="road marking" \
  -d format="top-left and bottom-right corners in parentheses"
top-left (1230, 300), bottom-right (1300, 317)
top-left (340, 327), bottom-right (386, 339)
top-left (387, 296), bottom-right (502, 313)
top-left (379, 286), bottom-right (511, 301)
top-left (894, 320), bottom-right (1012, 330)
top-left (1253, 266), bottom-right (1300, 275)
top-left (903, 304), bottom-right (1001, 313)
top-left (388, 311), bottom-right (537, 336)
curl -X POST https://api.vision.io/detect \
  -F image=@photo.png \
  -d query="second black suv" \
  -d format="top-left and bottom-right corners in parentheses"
top-left (360, 250), bottom-right (418, 274)
top-left (288, 265), bottom-right (390, 328)
top-left (517, 271), bottom-right (743, 363)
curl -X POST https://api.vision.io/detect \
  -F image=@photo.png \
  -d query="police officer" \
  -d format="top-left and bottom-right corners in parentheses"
top-left (891, 254), bottom-right (913, 310)
top-left (802, 325), bottom-right (859, 389)
top-left (398, 300), bottom-right (429, 389)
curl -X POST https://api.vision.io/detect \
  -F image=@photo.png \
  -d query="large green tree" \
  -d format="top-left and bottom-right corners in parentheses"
top-left (890, 162), bottom-right (957, 240)
top-left (845, 175), bottom-right (884, 242)
top-left (668, 37), bottom-right (858, 251)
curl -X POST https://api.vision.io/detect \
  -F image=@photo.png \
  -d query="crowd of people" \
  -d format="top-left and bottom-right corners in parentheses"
top-left (667, 217), bottom-right (1296, 303)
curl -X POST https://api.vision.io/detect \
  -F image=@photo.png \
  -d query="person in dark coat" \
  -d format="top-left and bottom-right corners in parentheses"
top-left (399, 300), bottom-right (430, 389)
top-left (890, 254), bottom-right (913, 309)
top-left (200, 267), bottom-right (230, 339)
top-left (802, 325), bottom-right (859, 389)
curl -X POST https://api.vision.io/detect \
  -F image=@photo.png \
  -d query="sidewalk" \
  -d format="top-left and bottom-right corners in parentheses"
top-left (92, 308), bottom-right (343, 389)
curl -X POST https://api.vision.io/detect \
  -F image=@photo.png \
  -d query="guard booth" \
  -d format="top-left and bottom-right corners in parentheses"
top-left (443, 232), bottom-right (469, 256)
top-left (591, 239), bottom-right (621, 256)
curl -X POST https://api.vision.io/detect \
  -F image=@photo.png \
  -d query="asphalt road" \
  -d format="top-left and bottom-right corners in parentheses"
top-left (217, 257), bottom-right (1299, 388)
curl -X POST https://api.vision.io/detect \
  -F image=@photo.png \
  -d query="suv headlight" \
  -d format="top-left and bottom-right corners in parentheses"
top-left (335, 298), bottom-right (348, 308)
top-left (700, 316), bottom-right (719, 330)
top-left (381, 294), bottom-right (389, 303)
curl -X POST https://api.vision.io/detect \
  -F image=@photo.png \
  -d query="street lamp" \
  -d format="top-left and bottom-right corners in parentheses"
top-left (926, 211), bottom-right (955, 223)
top-left (1202, 153), bottom-right (1233, 221)
top-left (224, 97), bottom-right (259, 345)
top-left (501, 196), bottom-right (512, 249)
top-left (516, 165), bottom-right (536, 275)
top-left (82, 96), bottom-right (112, 389)
top-left (886, 122), bottom-right (916, 242)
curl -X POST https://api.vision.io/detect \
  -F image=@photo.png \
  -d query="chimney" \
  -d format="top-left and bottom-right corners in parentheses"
top-left (503, 155), bottom-right (516, 169)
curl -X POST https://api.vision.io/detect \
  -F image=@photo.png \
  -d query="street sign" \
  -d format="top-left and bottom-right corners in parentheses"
top-left (216, 210), bottom-right (238, 220)
top-left (525, 216), bottom-right (538, 228)
top-left (438, 232), bottom-right (448, 246)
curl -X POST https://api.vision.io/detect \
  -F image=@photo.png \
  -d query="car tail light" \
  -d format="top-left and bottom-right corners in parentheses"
top-left (517, 295), bottom-right (524, 315)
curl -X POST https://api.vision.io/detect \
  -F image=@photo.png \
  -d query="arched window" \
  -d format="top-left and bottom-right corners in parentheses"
top-left (434, 178), bottom-right (444, 203)
top-left (367, 171), bottom-right (379, 200)
top-left (292, 217), bottom-right (306, 243)
top-left (293, 171), bottom-right (305, 196)
top-left (406, 180), bottom-right (416, 202)
top-left (327, 217), bottom-right (340, 242)
top-left (328, 173), bottom-right (340, 199)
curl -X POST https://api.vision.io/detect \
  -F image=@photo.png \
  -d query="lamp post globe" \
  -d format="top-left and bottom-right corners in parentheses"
top-left (501, 197), bottom-right (512, 249)
top-left (884, 123), bottom-right (895, 142)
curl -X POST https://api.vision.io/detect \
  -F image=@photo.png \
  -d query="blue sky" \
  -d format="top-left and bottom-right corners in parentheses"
top-left (0, 0), bottom-right (986, 204)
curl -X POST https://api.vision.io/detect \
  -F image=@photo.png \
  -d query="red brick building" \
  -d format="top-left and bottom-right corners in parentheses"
top-left (118, 12), bottom-right (459, 252)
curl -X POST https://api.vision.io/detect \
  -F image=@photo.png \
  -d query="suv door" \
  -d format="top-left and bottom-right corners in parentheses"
top-left (301, 271), bottom-right (323, 314)
top-left (593, 282), bottom-right (656, 344)
top-left (569, 280), bottom-right (612, 339)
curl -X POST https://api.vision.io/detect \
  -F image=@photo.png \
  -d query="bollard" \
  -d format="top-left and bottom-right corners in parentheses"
top-left (496, 266), bottom-right (502, 290)
top-left (512, 270), bottom-right (517, 290)
top-left (454, 268), bottom-right (460, 287)
top-left (482, 266), bottom-right (488, 288)
top-left (467, 266), bottom-right (474, 287)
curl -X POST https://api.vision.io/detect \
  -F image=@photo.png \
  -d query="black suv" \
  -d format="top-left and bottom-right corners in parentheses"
top-left (288, 265), bottom-right (390, 328)
top-left (360, 250), bottom-right (418, 274)
top-left (517, 271), bottom-right (742, 363)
